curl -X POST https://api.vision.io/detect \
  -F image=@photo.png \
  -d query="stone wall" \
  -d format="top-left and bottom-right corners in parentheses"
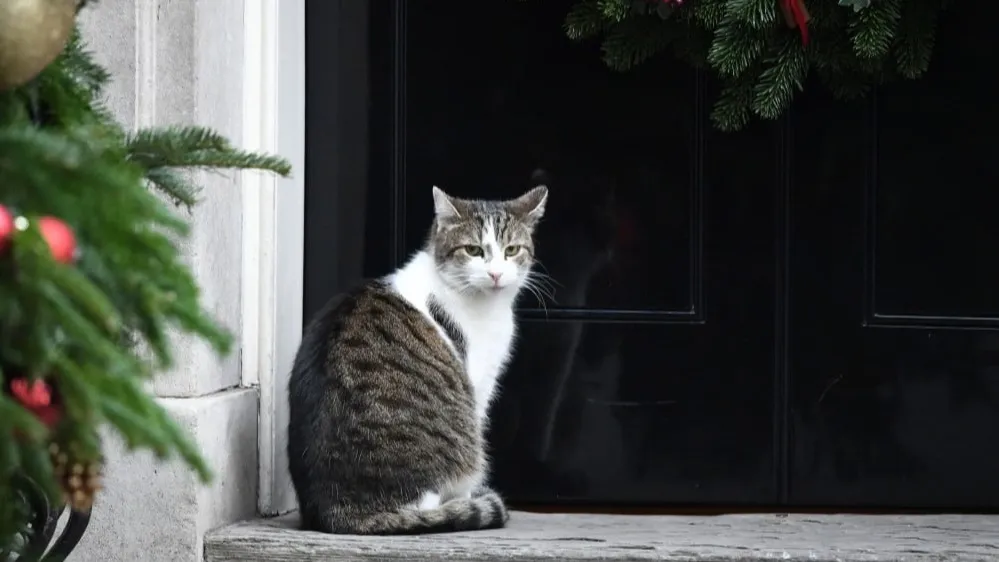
top-left (71, 1), bottom-right (258, 560)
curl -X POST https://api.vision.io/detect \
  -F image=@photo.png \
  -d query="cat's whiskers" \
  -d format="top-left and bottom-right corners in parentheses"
top-left (528, 263), bottom-right (558, 295)
top-left (521, 282), bottom-right (549, 317)
top-left (530, 260), bottom-right (561, 290)
top-left (521, 269), bottom-right (557, 315)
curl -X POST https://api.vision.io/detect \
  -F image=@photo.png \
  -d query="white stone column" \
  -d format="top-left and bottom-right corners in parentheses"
top-left (72, 1), bottom-right (258, 560)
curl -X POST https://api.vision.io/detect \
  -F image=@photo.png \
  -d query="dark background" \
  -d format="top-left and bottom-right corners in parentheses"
top-left (305, 0), bottom-right (999, 511)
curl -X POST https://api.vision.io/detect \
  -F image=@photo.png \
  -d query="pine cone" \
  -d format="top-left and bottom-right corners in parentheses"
top-left (49, 442), bottom-right (103, 512)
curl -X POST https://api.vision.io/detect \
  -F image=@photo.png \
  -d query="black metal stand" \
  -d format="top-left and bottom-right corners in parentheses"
top-left (3, 475), bottom-right (91, 562)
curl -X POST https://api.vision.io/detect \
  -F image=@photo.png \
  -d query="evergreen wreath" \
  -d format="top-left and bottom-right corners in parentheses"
top-left (555, 0), bottom-right (948, 130)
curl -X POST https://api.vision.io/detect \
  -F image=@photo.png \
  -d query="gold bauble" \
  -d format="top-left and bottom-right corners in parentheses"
top-left (0, 0), bottom-right (78, 91)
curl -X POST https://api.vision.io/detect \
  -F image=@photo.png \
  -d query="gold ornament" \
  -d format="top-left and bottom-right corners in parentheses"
top-left (0, 0), bottom-right (78, 91)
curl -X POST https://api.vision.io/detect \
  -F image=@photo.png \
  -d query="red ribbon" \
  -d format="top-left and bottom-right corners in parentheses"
top-left (784, 0), bottom-right (809, 45)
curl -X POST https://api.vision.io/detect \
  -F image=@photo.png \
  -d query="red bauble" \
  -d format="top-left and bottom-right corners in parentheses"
top-left (9, 378), bottom-right (62, 428)
top-left (0, 204), bottom-right (12, 252)
top-left (38, 216), bottom-right (77, 264)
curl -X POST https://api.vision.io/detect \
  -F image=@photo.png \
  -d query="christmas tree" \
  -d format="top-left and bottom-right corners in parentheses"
top-left (0, 0), bottom-right (290, 557)
top-left (554, 0), bottom-right (946, 130)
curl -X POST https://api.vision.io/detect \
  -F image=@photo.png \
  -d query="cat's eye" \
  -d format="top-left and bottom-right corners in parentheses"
top-left (504, 245), bottom-right (521, 257)
top-left (463, 245), bottom-right (484, 257)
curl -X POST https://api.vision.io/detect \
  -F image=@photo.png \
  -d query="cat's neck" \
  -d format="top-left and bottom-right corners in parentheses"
top-left (388, 250), bottom-right (518, 317)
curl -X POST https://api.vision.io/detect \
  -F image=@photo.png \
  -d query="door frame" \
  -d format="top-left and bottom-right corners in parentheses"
top-left (241, 0), bottom-right (306, 516)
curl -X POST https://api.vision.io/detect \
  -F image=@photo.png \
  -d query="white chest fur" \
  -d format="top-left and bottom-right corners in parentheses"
top-left (446, 296), bottom-right (515, 422)
top-left (388, 252), bottom-right (518, 423)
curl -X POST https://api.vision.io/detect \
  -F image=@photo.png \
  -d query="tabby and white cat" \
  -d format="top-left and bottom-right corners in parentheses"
top-left (287, 184), bottom-right (548, 534)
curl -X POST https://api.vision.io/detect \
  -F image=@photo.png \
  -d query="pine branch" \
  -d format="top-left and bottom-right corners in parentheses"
top-left (708, 23), bottom-right (768, 77)
top-left (751, 37), bottom-right (808, 120)
top-left (669, 22), bottom-right (714, 67)
top-left (126, 126), bottom-right (291, 177)
top-left (725, 0), bottom-right (779, 29)
top-left (848, 0), bottom-right (903, 59)
top-left (601, 15), bottom-right (674, 71)
top-left (144, 167), bottom-right (201, 210)
top-left (894, 0), bottom-right (940, 78)
top-left (597, 0), bottom-right (630, 22)
top-left (688, 0), bottom-right (729, 28)
top-left (61, 31), bottom-right (111, 98)
top-left (809, 28), bottom-right (860, 73)
top-left (565, 0), bottom-right (610, 40)
top-left (160, 149), bottom-right (292, 174)
top-left (126, 125), bottom-right (232, 158)
top-left (711, 72), bottom-right (756, 131)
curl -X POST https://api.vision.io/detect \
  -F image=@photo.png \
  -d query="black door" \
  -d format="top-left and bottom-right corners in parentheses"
top-left (786, 7), bottom-right (999, 509)
top-left (305, 0), bottom-right (999, 510)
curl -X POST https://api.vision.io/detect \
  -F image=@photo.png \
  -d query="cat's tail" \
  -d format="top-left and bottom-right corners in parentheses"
top-left (349, 492), bottom-right (509, 535)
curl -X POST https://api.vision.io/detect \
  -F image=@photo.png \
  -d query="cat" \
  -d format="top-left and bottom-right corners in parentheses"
top-left (286, 184), bottom-right (548, 534)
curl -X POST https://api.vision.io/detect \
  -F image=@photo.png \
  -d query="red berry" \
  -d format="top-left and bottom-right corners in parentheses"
top-left (9, 378), bottom-right (61, 428)
top-left (10, 378), bottom-right (53, 407)
top-left (38, 216), bottom-right (77, 264)
top-left (0, 205), bottom-right (12, 252)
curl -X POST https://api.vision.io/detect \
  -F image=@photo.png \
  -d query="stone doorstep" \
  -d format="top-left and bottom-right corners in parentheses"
top-left (204, 511), bottom-right (999, 562)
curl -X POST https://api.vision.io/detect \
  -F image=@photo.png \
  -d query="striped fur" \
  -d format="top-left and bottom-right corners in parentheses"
top-left (427, 294), bottom-right (466, 362)
top-left (348, 489), bottom-right (508, 534)
top-left (287, 185), bottom-right (547, 535)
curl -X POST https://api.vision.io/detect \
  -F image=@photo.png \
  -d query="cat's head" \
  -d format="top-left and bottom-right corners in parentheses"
top-left (428, 185), bottom-right (548, 296)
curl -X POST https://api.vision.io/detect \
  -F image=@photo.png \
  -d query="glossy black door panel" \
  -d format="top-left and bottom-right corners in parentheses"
top-left (370, 0), bottom-right (780, 506)
top-left (788, 3), bottom-right (999, 508)
top-left (491, 319), bottom-right (775, 505)
top-left (790, 324), bottom-right (999, 508)
top-left (869, 8), bottom-right (999, 324)
top-left (399, 1), bottom-right (699, 315)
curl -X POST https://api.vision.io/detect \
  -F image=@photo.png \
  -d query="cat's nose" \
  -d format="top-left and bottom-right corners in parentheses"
top-left (488, 271), bottom-right (503, 284)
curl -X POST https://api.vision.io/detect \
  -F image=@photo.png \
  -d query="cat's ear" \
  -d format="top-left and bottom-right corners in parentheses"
top-left (511, 185), bottom-right (548, 226)
top-left (432, 186), bottom-right (461, 220)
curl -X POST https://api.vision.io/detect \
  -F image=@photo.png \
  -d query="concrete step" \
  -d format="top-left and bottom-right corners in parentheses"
top-left (204, 510), bottom-right (998, 561)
